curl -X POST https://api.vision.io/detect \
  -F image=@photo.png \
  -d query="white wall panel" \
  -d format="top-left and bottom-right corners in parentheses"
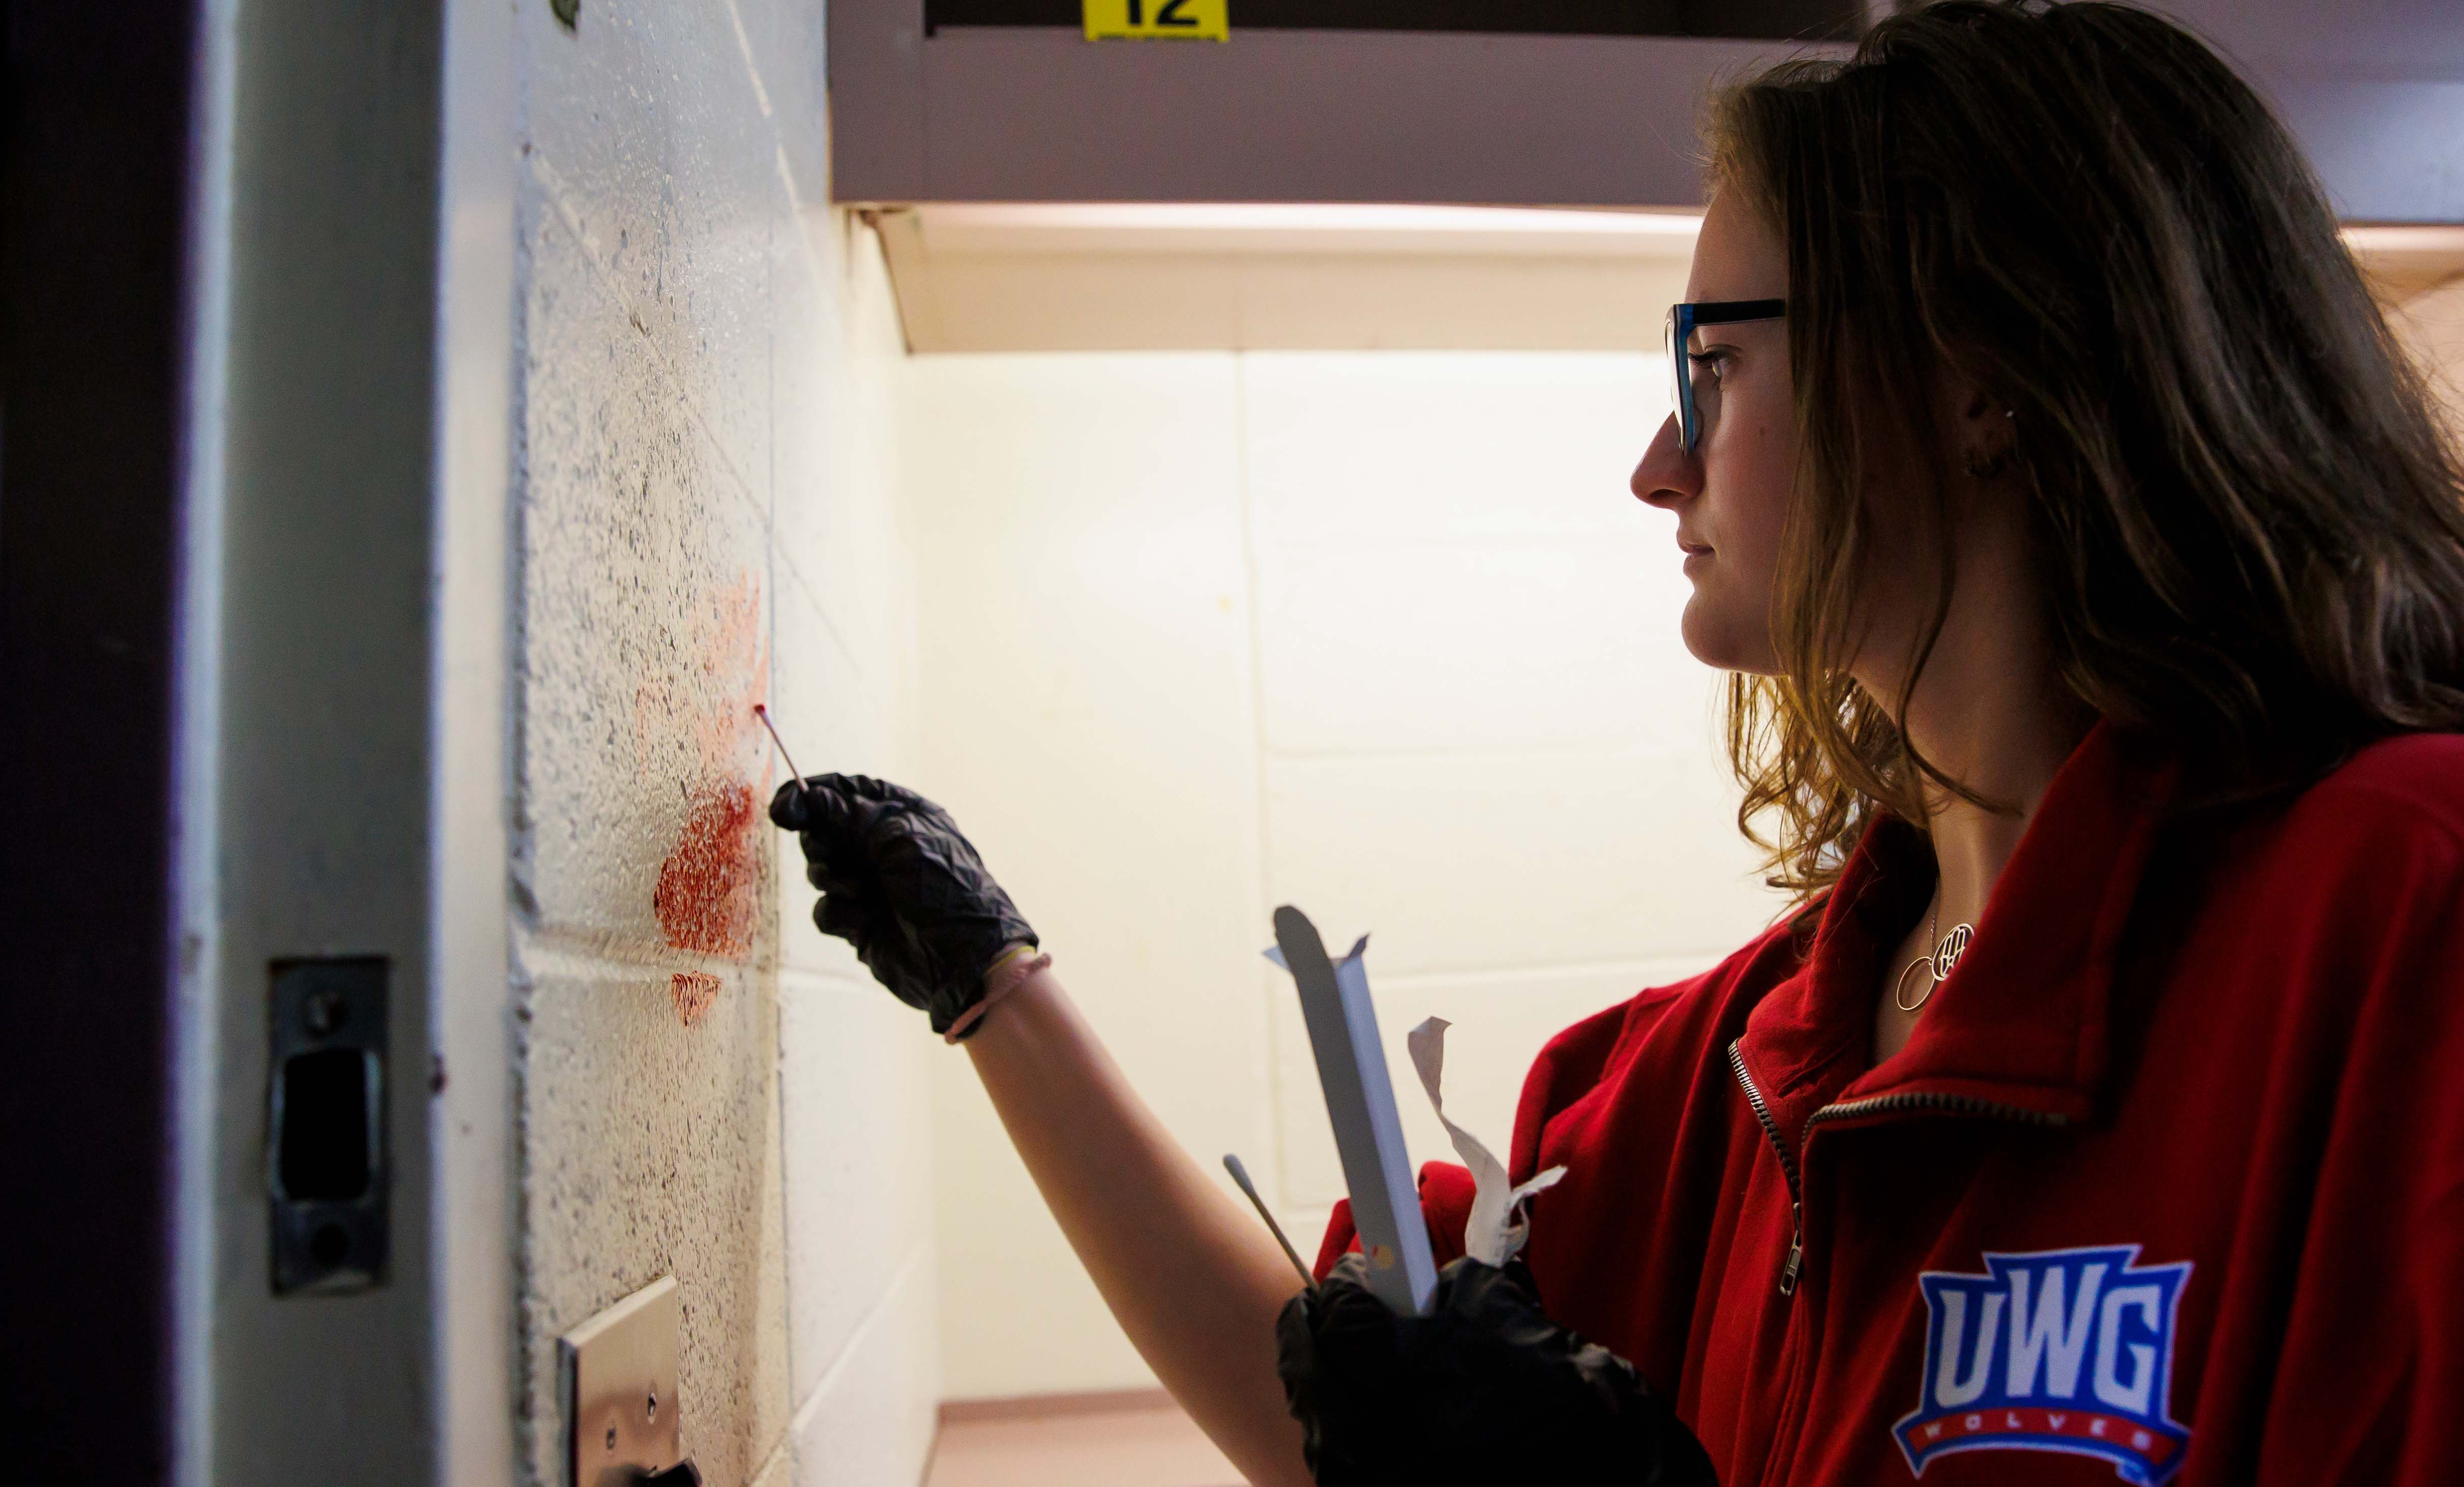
top-left (1253, 539), bottom-right (1704, 756)
top-left (904, 352), bottom-right (1276, 1399)
top-left (1260, 748), bottom-right (1770, 977)
top-left (929, 1068), bottom-right (1159, 1395)
top-left (778, 974), bottom-right (935, 1411)
top-left (1241, 352), bottom-right (1661, 546)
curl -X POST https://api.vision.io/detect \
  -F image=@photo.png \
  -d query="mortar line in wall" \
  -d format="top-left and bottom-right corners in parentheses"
top-left (771, 540), bottom-right (867, 679)
top-left (511, 919), bottom-right (770, 981)
top-left (523, 150), bottom-right (772, 543)
top-left (760, 253), bottom-right (794, 1487)
top-left (746, 1425), bottom-right (794, 1487)
top-left (765, 157), bottom-right (781, 560)
top-left (755, 217), bottom-right (869, 688)
top-left (718, 0), bottom-right (775, 124)
top-left (777, 963), bottom-right (895, 1000)
top-left (772, 142), bottom-right (807, 222)
top-left (1229, 356), bottom-right (1295, 1209)
top-left (747, 184), bottom-right (864, 690)
top-left (744, 106), bottom-right (879, 692)
top-left (788, 1252), bottom-right (929, 1431)
top-left (711, 0), bottom-right (879, 701)
top-left (679, 10), bottom-right (875, 697)
top-left (755, 151), bottom-right (847, 675)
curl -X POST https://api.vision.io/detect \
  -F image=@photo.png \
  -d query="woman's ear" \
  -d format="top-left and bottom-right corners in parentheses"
top-left (1944, 373), bottom-right (2017, 483)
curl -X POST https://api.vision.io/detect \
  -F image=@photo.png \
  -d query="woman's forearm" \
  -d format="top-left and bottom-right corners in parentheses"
top-left (965, 967), bottom-right (1313, 1487)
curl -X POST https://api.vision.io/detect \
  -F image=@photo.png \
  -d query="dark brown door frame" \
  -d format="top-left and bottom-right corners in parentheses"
top-left (0, 4), bottom-right (199, 1480)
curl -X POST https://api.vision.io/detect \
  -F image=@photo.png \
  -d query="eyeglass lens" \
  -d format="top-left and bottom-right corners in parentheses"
top-left (1665, 312), bottom-right (1689, 449)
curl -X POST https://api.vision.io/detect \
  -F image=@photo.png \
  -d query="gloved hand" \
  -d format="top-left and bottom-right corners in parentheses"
top-left (768, 774), bottom-right (1037, 1039)
top-left (1277, 1253), bottom-right (1716, 1486)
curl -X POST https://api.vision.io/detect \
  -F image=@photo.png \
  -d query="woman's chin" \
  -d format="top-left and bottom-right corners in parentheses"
top-left (1678, 603), bottom-right (1780, 676)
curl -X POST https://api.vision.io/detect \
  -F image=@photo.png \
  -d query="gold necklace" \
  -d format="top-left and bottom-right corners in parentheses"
top-left (1893, 896), bottom-right (1975, 1014)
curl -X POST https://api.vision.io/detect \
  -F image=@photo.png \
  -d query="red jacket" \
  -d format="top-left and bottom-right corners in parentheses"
top-left (1317, 722), bottom-right (2464, 1485)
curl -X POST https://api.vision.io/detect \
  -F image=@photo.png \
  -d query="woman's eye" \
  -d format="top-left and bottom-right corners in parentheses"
top-left (1688, 349), bottom-right (1730, 383)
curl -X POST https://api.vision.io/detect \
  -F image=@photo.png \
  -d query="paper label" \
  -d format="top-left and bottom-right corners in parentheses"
top-left (1406, 1017), bottom-right (1566, 1267)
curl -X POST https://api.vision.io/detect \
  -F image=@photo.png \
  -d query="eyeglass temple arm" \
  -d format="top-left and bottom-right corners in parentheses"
top-left (1682, 298), bottom-right (1787, 327)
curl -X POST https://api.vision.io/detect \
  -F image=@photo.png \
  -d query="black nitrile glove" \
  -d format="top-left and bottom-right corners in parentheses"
top-left (768, 774), bottom-right (1037, 1038)
top-left (1276, 1253), bottom-right (1716, 1486)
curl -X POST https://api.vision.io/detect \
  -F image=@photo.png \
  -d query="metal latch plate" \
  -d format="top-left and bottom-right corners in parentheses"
top-left (560, 1274), bottom-right (684, 1487)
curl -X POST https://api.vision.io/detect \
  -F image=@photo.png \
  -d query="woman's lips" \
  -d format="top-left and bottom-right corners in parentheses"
top-left (1679, 538), bottom-right (1713, 574)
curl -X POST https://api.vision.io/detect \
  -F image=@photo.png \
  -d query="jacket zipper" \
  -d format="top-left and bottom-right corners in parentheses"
top-left (1726, 1038), bottom-right (2070, 1299)
top-left (1724, 1040), bottom-right (1805, 1296)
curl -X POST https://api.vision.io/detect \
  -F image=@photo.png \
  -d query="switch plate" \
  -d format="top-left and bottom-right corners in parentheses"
top-left (560, 1275), bottom-right (684, 1487)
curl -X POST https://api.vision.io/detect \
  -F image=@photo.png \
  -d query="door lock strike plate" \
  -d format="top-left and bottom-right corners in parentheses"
top-left (559, 1274), bottom-right (684, 1487)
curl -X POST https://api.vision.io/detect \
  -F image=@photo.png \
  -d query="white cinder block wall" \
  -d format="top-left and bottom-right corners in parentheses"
top-left (509, 1), bottom-right (933, 1484)
top-left (906, 348), bottom-right (1787, 1400)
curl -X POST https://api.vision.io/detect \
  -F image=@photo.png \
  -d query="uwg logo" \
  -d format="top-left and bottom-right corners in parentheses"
top-left (1893, 1245), bottom-right (2193, 1484)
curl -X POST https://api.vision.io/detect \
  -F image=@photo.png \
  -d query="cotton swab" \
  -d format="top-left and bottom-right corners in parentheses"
top-left (753, 704), bottom-right (806, 786)
top-left (1224, 1153), bottom-right (1318, 1294)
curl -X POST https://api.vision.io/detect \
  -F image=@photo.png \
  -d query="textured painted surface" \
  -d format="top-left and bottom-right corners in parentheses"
top-left (520, 966), bottom-right (791, 1487)
top-left (508, 0), bottom-right (933, 1482)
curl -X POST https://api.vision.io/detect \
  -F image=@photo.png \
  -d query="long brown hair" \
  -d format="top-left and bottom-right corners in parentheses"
top-left (1707, 0), bottom-right (2464, 904)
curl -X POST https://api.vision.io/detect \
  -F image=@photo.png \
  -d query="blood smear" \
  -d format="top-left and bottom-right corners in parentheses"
top-left (653, 782), bottom-right (760, 1024)
top-left (670, 972), bottom-right (722, 1026)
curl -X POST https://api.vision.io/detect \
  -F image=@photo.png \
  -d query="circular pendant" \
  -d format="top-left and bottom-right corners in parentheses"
top-left (1893, 953), bottom-right (1940, 1013)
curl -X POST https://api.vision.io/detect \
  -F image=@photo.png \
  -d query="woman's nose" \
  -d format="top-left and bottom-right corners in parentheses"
top-left (1631, 413), bottom-right (1698, 510)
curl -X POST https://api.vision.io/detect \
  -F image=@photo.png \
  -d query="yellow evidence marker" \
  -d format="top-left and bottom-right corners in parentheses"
top-left (1082, 0), bottom-right (1227, 42)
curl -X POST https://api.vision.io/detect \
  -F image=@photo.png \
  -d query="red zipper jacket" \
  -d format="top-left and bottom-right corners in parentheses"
top-left (1315, 722), bottom-right (2464, 1484)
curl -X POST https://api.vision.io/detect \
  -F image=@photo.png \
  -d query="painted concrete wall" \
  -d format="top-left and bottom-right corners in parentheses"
top-left (904, 343), bottom-right (1786, 1399)
top-left (509, 2), bottom-right (933, 1484)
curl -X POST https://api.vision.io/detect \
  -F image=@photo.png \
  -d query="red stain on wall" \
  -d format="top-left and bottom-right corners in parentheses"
top-left (669, 972), bottom-right (722, 1027)
top-left (654, 781), bottom-right (760, 959)
top-left (641, 570), bottom-right (773, 1028)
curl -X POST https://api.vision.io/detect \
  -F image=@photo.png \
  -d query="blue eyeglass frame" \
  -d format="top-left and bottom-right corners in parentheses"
top-left (1666, 298), bottom-right (1787, 455)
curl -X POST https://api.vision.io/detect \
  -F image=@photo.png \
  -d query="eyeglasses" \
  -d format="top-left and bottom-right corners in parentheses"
top-left (1666, 299), bottom-right (1786, 456)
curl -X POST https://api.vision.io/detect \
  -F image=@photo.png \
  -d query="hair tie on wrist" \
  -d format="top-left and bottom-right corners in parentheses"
top-left (943, 949), bottom-right (1052, 1044)
top-left (983, 943), bottom-right (1039, 977)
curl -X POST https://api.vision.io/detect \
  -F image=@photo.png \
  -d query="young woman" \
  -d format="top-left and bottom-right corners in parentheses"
top-left (773, 3), bottom-right (2464, 1482)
